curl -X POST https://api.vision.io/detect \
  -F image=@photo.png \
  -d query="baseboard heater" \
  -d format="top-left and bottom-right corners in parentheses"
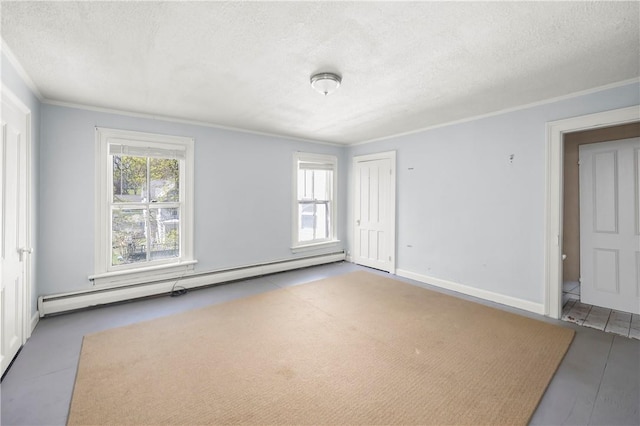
top-left (38, 251), bottom-right (346, 317)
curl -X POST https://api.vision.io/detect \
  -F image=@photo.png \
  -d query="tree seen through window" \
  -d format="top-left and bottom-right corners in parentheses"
top-left (111, 155), bottom-right (180, 265)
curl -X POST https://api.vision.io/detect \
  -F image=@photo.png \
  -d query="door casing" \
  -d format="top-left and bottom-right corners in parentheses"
top-left (545, 106), bottom-right (639, 319)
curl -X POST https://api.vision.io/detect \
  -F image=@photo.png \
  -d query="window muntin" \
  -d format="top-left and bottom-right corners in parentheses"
top-left (293, 153), bottom-right (337, 248)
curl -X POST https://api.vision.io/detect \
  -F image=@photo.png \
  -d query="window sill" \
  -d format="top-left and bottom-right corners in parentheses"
top-left (291, 240), bottom-right (340, 254)
top-left (89, 260), bottom-right (198, 288)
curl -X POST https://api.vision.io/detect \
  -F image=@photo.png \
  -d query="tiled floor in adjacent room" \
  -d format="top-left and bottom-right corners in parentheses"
top-left (562, 281), bottom-right (640, 340)
top-left (1, 263), bottom-right (639, 425)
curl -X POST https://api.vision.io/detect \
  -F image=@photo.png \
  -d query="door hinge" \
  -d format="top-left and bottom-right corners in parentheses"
top-left (18, 247), bottom-right (33, 261)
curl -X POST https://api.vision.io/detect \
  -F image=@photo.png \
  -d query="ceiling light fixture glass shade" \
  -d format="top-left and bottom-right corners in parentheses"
top-left (310, 72), bottom-right (342, 96)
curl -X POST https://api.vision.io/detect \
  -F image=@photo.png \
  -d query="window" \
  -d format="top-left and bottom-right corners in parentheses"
top-left (292, 152), bottom-right (338, 251)
top-left (92, 128), bottom-right (195, 286)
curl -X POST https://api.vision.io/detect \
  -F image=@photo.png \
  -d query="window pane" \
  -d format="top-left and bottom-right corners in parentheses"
top-left (298, 202), bottom-right (330, 242)
top-left (314, 170), bottom-right (329, 201)
top-left (113, 156), bottom-right (147, 203)
top-left (316, 202), bottom-right (329, 238)
top-left (298, 203), bottom-right (315, 242)
top-left (297, 169), bottom-right (332, 202)
top-left (149, 208), bottom-right (180, 260)
top-left (304, 170), bottom-right (313, 199)
top-left (150, 158), bottom-right (179, 202)
top-left (112, 208), bottom-right (147, 265)
top-left (298, 170), bottom-right (306, 199)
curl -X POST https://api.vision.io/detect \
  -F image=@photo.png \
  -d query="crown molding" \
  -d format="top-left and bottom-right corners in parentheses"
top-left (1, 38), bottom-right (44, 101)
top-left (353, 77), bottom-right (640, 147)
top-left (42, 99), bottom-right (345, 147)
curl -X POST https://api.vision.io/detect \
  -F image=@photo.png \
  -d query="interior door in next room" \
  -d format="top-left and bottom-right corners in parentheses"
top-left (353, 152), bottom-right (396, 273)
top-left (579, 137), bottom-right (640, 314)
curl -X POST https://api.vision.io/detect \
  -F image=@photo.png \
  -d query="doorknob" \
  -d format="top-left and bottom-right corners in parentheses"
top-left (356, 219), bottom-right (360, 226)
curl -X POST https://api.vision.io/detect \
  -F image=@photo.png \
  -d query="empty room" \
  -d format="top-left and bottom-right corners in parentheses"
top-left (1, 1), bottom-right (639, 425)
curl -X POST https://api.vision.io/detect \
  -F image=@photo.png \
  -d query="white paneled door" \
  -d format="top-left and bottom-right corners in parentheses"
top-left (579, 138), bottom-right (640, 314)
top-left (353, 152), bottom-right (396, 273)
top-left (1, 89), bottom-right (31, 376)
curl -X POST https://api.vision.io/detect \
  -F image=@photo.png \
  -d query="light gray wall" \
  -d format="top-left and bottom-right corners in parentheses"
top-left (347, 82), bottom-right (640, 306)
top-left (5, 45), bottom-right (639, 311)
top-left (39, 104), bottom-right (346, 296)
top-left (1, 53), bottom-right (41, 317)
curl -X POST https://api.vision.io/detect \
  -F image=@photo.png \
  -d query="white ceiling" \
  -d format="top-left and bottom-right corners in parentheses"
top-left (2, 1), bottom-right (639, 145)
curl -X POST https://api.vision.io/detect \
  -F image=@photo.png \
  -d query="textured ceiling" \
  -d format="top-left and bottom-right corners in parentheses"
top-left (1, 1), bottom-right (639, 145)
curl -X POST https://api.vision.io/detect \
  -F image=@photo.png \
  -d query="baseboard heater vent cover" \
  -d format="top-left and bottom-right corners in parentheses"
top-left (38, 251), bottom-right (345, 316)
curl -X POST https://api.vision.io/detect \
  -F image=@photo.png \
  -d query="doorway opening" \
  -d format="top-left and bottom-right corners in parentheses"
top-left (545, 106), bottom-right (638, 321)
top-left (560, 123), bottom-right (640, 339)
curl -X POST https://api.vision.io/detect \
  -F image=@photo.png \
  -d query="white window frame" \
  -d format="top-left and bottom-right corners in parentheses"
top-left (91, 128), bottom-right (196, 287)
top-left (291, 152), bottom-right (339, 253)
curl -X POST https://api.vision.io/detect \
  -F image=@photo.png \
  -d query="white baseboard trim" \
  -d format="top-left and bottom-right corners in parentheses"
top-left (39, 252), bottom-right (346, 316)
top-left (30, 312), bottom-right (39, 335)
top-left (396, 269), bottom-right (545, 315)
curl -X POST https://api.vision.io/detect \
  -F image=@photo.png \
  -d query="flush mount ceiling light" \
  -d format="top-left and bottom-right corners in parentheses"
top-left (310, 72), bottom-right (342, 96)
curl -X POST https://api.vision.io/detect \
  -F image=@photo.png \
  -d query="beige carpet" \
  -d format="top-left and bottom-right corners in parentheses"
top-left (68, 271), bottom-right (574, 425)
